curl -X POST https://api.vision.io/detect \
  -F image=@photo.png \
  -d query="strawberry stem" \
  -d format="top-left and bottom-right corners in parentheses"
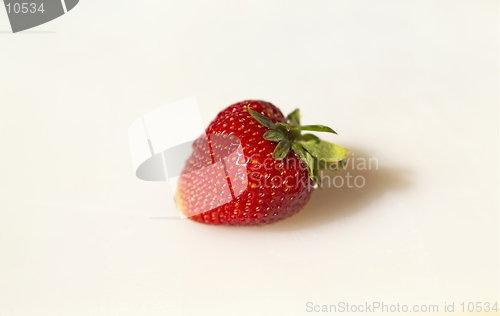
top-left (248, 108), bottom-right (350, 185)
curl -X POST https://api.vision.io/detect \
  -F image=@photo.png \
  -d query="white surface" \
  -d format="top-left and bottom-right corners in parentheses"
top-left (0, 1), bottom-right (498, 315)
top-left (142, 96), bottom-right (203, 154)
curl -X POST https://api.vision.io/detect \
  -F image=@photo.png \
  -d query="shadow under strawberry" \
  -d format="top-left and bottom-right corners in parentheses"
top-left (254, 148), bottom-right (413, 230)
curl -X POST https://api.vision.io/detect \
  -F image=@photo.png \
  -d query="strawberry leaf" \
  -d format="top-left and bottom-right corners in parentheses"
top-left (248, 109), bottom-right (275, 129)
top-left (299, 133), bottom-right (320, 143)
top-left (312, 157), bottom-right (322, 188)
top-left (291, 143), bottom-right (314, 180)
top-left (273, 139), bottom-right (291, 160)
top-left (263, 130), bottom-right (284, 142)
top-left (275, 122), bottom-right (291, 132)
top-left (299, 139), bottom-right (350, 163)
top-left (297, 125), bottom-right (337, 134)
top-left (286, 109), bottom-right (300, 126)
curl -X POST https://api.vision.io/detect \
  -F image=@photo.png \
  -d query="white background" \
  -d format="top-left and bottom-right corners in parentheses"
top-left (0, 1), bottom-right (498, 315)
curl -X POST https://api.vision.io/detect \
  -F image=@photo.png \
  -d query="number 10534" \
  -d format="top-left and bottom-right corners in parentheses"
top-left (460, 302), bottom-right (498, 313)
top-left (6, 3), bottom-right (45, 13)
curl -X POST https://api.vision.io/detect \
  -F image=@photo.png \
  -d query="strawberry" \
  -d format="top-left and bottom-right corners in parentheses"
top-left (175, 100), bottom-right (349, 225)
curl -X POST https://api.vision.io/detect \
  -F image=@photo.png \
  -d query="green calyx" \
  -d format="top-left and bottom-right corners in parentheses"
top-left (248, 108), bottom-right (350, 185)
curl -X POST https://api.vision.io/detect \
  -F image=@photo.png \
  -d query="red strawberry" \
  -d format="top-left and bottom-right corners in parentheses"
top-left (175, 100), bottom-right (349, 225)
